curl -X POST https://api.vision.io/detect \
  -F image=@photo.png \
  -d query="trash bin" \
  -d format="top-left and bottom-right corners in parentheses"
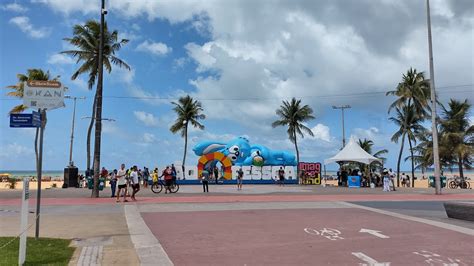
top-left (428, 176), bottom-right (446, 188)
top-left (87, 177), bottom-right (93, 189)
top-left (87, 177), bottom-right (105, 190)
top-left (98, 177), bottom-right (105, 191)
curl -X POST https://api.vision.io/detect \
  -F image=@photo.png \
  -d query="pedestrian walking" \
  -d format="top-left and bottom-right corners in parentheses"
top-left (130, 166), bottom-right (140, 201)
top-left (278, 167), bottom-right (285, 186)
top-left (201, 168), bottom-right (210, 193)
top-left (214, 166), bottom-right (219, 184)
top-left (382, 169), bottom-right (390, 192)
top-left (143, 166), bottom-right (150, 188)
top-left (109, 169), bottom-right (117, 198)
top-left (236, 167), bottom-right (244, 190)
top-left (116, 164), bottom-right (128, 202)
top-left (389, 168), bottom-right (396, 191)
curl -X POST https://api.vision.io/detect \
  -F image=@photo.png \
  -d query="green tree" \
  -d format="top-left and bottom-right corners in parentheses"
top-left (387, 68), bottom-right (431, 186)
top-left (272, 98), bottom-right (315, 178)
top-left (62, 20), bottom-right (130, 175)
top-left (390, 105), bottom-right (425, 187)
top-left (5, 69), bottom-right (59, 172)
top-left (170, 95), bottom-right (206, 179)
top-left (439, 99), bottom-right (473, 178)
top-left (358, 138), bottom-right (388, 172)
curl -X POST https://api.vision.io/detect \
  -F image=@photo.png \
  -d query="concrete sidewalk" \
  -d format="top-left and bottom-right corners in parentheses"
top-left (0, 204), bottom-right (139, 266)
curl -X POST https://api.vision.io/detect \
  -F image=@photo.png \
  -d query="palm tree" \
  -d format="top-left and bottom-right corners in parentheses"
top-left (387, 68), bottom-right (431, 185)
top-left (358, 138), bottom-right (388, 172)
top-left (439, 99), bottom-right (473, 178)
top-left (62, 20), bottom-right (131, 174)
top-left (5, 69), bottom-right (58, 170)
top-left (272, 98), bottom-right (315, 178)
top-left (390, 105), bottom-right (425, 187)
top-left (170, 95), bottom-right (206, 180)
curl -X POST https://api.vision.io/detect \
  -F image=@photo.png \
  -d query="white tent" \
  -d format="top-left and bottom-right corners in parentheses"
top-left (324, 138), bottom-right (382, 165)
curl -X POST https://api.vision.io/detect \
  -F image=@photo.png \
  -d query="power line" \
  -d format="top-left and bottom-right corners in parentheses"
top-left (1, 84), bottom-right (472, 101)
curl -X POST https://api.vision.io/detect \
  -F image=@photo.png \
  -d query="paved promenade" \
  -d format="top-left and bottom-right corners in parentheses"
top-left (1, 185), bottom-right (473, 265)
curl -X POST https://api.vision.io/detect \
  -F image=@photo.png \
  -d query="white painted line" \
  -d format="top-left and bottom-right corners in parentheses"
top-left (359, 228), bottom-right (390, 239)
top-left (124, 204), bottom-right (173, 266)
top-left (352, 252), bottom-right (390, 266)
top-left (340, 202), bottom-right (474, 236)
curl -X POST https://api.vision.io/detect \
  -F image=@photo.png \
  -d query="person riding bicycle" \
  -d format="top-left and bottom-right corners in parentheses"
top-left (163, 166), bottom-right (173, 194)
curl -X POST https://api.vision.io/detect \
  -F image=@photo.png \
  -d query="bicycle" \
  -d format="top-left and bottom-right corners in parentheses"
top-left (151, 179), bottom-right (180, 193)
top-left (448, 176), bottom-right (471, 189)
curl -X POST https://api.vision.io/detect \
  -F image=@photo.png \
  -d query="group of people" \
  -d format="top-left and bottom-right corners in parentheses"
top-left (336, 167), bottom-right (400, 191)
top-left (96, 164), bottom-right (178, 202)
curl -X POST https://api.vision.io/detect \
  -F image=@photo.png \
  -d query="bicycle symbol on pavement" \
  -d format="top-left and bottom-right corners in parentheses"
top-left (304, 227), bottom-right (344, 241)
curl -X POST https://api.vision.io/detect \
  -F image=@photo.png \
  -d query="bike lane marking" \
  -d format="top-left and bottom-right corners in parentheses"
top-left (142, 208), bottom-right (473, 265)
top-left (339, 201), bottom-right (474, 236)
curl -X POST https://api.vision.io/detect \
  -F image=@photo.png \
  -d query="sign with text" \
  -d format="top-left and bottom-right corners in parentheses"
top-left (299, 162), bottom-right (321, 184)
top-left (10, 111), bottom-right (41, 128)
top-left (23, 80), bottom-right (65, 110)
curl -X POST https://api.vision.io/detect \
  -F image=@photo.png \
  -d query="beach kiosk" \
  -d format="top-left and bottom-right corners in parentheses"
top-left (324, 138), bottom-right (382, 188)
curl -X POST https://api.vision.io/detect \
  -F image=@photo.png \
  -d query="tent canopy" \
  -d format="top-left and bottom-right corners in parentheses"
top-left (324, 138), bottom-right (382, 165)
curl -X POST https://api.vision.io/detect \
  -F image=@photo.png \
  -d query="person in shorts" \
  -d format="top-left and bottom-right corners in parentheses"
top-left (116, 164), bottom-right (128, 202)
top-left (236, 167), bottom-right (244, 190)
top-left (130, 165), bottom-right (140, 201)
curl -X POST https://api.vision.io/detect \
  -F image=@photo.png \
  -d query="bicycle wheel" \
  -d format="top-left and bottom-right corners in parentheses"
top-left (460, 181), bottom-right (470, 189)
top-left (170, 183), bottom-right (180, 193)
top-left (151, 182), bottom-right (163, 193)
top-left (448, 181), bottom-right (457, 189)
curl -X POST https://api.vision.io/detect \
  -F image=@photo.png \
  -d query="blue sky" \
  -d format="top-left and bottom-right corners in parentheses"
top-left (0, 0), bottom-right (473, 171)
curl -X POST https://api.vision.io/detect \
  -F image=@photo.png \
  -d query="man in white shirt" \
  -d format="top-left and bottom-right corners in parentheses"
top-left (130, 165), bottom-right (140, 201)
top-left (116, 164), bottom-right (128, 203)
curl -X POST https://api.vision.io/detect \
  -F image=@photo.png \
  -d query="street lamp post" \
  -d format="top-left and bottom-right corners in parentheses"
top-left (332, 105), bottom-right (351, 148)
top-left (426, 0), bottom-right (441, 195)
top-left (65, 96), bottom-right (85, 166)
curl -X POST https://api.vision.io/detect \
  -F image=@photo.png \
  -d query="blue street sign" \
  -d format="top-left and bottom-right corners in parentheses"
top-left (10, 112), bottom-right (41, 128)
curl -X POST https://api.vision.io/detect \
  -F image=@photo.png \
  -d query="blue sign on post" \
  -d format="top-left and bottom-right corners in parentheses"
top-left (10, 111), bottom-right (41, 128)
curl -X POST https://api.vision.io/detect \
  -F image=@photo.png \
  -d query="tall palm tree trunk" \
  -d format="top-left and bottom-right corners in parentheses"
top-left (458, 157), bottom-right (464, 178)
top-left (182, 124), bottom-right (188, 180)
top-left (86, 93), bottom-right (97, 172)
top-left (92, 0), bottom-right (105, 198)
top-left (396, 133), bottom-right (406, 187)
top-left (294, 134), bottom-right (300, 183)
top-left (408, 136), bottom-right (415, 187)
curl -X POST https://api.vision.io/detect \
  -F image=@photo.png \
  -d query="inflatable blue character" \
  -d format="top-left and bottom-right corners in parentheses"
top-left (243, 145), bottom-right (297, 166)
top-left (193, 136), bottom-right (251, 166)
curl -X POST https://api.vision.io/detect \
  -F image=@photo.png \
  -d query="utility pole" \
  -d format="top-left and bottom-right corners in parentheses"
top-left (332, 105), bottom-right (351, 148)
top-left (65, 96), bottom-right (85, 166)
top-left (426, 0), bottom-right (441, 195)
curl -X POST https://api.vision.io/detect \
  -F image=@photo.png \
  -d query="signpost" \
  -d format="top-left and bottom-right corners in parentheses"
top-left (19, 178), bottom-right (30, 265)
top-left (21, 80), bottom-right (65, 239)
top-left (23, 80), bottom-right (65, 110)
top-left (10, 111), bottom-right (41, 128)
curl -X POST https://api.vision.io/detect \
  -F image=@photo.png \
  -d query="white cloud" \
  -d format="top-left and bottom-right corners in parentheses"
top-left (173, 57), bottom-right (188, 69)
top-left (133, 111), bottom-right (159, 127)
top-left (136, 40), bottom-right (172, 56)
top-left (47, 54), bottom-right (75, 65)
top-left (31, 0), bottom-right (98, 15)
top-left (1, 3), bottom-right (28, 12)
top-left (9, 16), bottom-right (51, 39)
top-left (69, 77), bottom-right (89, 91)
top-left (0, 143), bottom-right (33, 158)
top-left (142, 133), bottom-right (156, 143)
top-left (310, 123), bottom-right (331, 142)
